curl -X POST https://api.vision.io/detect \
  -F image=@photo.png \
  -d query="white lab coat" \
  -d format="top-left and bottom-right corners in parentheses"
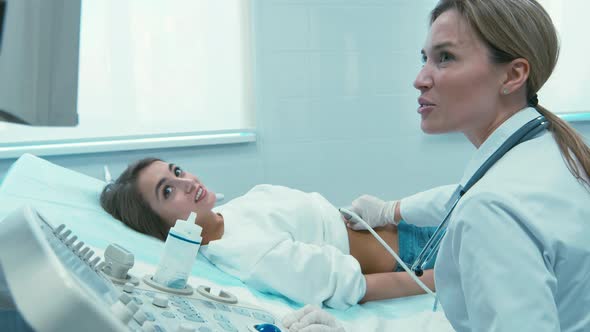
top-left (200, 185), bottom-right (366, 309)
top-left (401, 108), bottom-right (590, 331)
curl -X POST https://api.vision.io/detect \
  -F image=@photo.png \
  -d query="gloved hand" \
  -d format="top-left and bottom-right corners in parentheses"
top-left (347, 195), bottom-right (398, 230)
top-left (282, 305), bottom-right (345, 332)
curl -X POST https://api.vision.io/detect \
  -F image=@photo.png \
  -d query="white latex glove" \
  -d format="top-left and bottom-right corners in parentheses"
top-left (282, 305), bottom-right (345, 332)
top-left (348, 195), bottom-right (397, 230)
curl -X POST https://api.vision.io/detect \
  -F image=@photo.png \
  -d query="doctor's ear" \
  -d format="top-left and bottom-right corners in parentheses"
top-left (500, 58), bottom-right (530, 95)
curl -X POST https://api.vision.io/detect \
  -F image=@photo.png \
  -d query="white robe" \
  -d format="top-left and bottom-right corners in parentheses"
top-left (200, 184), bottom-right (366, 309)
top-left (401, 108), bottom-right (590, 331)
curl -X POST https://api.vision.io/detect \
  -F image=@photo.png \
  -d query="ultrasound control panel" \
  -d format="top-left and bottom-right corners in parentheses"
top-left (111, 278), bottom-right (281, 332)
top-left (0, 206), bottom-right (284, 332)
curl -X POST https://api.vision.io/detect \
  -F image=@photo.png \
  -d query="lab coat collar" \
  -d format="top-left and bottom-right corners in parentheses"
top-left (459, 107), bottom-right (541, 188)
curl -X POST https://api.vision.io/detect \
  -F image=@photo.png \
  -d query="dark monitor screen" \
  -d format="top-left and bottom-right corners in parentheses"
top-left (0, 1), bottom-right (6, 52)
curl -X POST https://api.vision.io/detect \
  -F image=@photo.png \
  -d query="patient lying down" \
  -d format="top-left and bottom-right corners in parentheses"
top-left (100, 158), bottom-right (436, 309)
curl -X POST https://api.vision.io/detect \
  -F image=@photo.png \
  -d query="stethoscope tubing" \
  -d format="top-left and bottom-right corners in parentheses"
top-left (410, 115), bottom-right (549, 276)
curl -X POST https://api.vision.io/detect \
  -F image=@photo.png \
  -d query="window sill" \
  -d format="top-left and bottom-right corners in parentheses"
top-left (559, 112), bottom-right (590, 123)
top-left (0, 130), bottom-right (256, 159)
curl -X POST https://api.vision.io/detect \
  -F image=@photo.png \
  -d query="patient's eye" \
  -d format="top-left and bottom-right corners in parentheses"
top-left (163, 185), bottom-right (173, 199)
top-left (174, 166), bottom-right (183, 177)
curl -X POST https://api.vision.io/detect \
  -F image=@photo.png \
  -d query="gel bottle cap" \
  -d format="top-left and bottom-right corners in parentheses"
top-left (172, 212), bottom-right (202, 241)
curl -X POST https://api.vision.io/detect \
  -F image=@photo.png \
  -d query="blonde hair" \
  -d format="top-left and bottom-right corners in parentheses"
top-left (431, 0), bottom-right (590, 186)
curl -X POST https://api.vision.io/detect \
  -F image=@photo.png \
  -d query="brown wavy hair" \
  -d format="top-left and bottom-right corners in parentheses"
top-left (100, 157), bottom-right (169, 241)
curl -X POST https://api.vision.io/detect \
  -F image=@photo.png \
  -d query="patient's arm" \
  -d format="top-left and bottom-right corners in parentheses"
top-left (361, 269), bottom-right (435, 302)
top-left (346, 218), bottom-right (436, 301)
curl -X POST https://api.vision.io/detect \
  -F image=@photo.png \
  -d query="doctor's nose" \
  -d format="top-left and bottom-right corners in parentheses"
top-left (414, 66), bottom-right (433, 92)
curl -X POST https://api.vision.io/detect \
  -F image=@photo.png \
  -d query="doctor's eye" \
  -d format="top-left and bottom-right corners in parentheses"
top-left (420, 54), bottom-right (427, 65)
top-left (438, 51), bottom-right (454, 63)
top-left (163, 185), bottom-right (174, 199)
top-left (173, 166), bottom-right (183, 177)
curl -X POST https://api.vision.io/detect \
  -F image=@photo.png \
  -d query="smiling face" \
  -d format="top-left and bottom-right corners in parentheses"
top-left (414, 9), bottom-right (506, 144)
top-left (137, 161), bottom-right (217, 227)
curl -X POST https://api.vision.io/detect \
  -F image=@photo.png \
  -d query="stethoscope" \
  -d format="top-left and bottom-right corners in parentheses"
top-left (339, 114), bottom-right (549, 308)
top-left (410, 115), bottom-right (549, 276)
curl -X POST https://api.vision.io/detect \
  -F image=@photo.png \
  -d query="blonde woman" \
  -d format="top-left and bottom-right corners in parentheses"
top-left (285, 0), bottom-right (590, 331)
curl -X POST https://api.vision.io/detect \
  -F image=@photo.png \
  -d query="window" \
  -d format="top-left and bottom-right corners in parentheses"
top-left (0, 0), bottom-right (254, 158)
top-left (538, 0), bottom-right (590, 118)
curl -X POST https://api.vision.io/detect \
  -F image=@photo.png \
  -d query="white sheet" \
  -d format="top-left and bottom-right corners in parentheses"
top-left (0, 154), bottom-right (455, 331)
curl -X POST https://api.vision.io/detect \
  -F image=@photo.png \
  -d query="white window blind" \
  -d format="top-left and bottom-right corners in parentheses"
top-left (0, 0), bottom-right (254, 156)
top-left (538, 0), bottom-right (590, 116)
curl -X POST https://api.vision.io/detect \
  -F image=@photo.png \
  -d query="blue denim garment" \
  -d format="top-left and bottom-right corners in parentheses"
top-left (394, 220), bottom-right (438, 272)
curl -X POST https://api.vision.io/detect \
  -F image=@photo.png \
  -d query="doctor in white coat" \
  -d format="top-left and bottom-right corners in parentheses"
top-left (283, 0), bottom-right (590, 331)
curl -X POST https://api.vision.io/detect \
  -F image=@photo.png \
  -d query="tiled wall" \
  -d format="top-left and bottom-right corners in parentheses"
top-left (252, 0), bottom-right (471, 203)
top-left (2, 0), bottom-right (588, 207)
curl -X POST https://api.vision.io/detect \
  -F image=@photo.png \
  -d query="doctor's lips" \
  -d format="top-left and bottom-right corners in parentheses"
top-left (418, 97), bottom-right (435, 114)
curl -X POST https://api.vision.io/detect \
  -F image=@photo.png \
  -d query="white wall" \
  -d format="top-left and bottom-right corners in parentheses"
top-left (1, 0), bottom-right (589, 207)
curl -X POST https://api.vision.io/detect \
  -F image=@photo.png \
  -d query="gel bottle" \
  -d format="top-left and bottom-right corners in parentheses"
top-left (153, 212), bottom-right (202, 289)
